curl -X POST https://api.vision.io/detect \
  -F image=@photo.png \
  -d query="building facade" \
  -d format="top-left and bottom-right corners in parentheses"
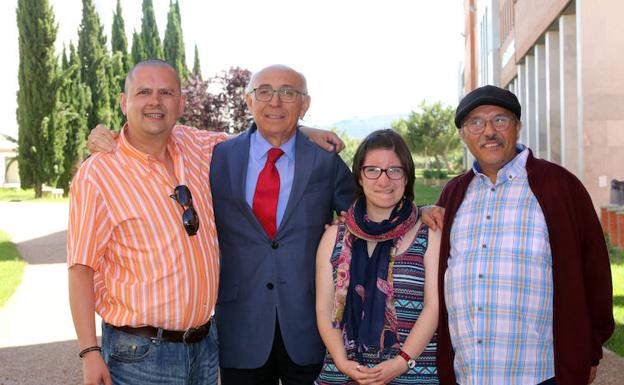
top-left (0, 139), bottom-right (20, 188)
top-left (462, 0), bottom-right (624, 209)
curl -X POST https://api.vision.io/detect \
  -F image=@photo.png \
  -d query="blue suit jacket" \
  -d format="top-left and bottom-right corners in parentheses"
top-left (210, 124), bottom-right (354, 368)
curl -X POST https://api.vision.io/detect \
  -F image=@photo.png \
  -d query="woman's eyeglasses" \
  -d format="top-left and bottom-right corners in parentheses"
top-left (170, 185), bottom-right (199, 236)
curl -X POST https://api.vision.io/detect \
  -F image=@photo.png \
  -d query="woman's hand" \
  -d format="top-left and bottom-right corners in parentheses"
top-left (367, 356), bottom-right (407, 385)
top-left (334, 359), bottom-right (382, 385)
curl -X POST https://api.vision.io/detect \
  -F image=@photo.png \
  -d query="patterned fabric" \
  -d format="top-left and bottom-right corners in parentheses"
top-left (68, 124), bottom-right (227, 330)
top-left (445, 145), bottom-right (554, 385)
top-left (316, 223), bottom-right (439, 385)
top-left (335, 199), bottom-right (419, 351)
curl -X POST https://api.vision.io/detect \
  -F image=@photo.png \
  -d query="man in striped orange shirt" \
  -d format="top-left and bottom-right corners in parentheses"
top-left (68, 59), bottom-right (227, 385)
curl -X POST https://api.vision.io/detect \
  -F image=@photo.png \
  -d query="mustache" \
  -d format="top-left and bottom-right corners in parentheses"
top-left (478, 133), bottom-right (504, 147)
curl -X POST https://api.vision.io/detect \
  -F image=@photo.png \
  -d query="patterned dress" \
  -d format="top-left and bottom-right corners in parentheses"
top-left (315, 223), bottom-right (439, 385)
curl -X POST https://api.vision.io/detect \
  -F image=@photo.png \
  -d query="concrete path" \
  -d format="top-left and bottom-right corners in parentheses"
top-left (0, 201), bottom-right (623, 384)
top-left (0, 201), bottom-right (97, 384)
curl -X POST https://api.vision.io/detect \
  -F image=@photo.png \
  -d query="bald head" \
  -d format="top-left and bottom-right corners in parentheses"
top-left (124, 59), bottom-right (181, 93)
top-left (245, 64), bottom-right (308, 95)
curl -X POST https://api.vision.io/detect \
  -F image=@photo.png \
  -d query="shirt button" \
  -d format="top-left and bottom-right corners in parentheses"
top-left (482, 244), bottom-right (487, 248)
top-left (486, 215), bottom-right (491, 220)
top-left (266, 282), bottom-right (274, 290)
top-left (271, 241), bottom-right (279, 249)
top-left (477, 339), bottom-right (483, 344)
top-left (478, 307), bottom-right (483, 311)
top-left (478, 274), bottom-right (484, 279)
top-left (490, 187), bottom-right (495, 192)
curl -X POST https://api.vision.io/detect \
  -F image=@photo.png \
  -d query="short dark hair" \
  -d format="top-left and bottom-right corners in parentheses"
top-left (124, 59), bottom-right (181, 93)
top-left (351, 129), bottom-right (415, 203)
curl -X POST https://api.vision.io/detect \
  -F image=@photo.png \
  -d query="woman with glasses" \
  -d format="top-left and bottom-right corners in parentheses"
top-left (315, 129), bottom-right (440, 385)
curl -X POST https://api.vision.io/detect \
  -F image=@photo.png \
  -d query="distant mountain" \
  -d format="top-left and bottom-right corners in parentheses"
top-left (320, 113), bottom-right (408, 139)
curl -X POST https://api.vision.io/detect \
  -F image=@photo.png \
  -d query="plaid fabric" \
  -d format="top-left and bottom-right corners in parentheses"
top-left (445, 146), bottom-right (554, 385)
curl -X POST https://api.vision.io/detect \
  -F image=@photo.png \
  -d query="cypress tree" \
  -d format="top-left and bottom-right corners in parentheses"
top-left (16, 0), bottom-right (62, 197)
top-left (111, 0), bottom-right (130, 72)
top-left (78, 0), bottom-right (111, 131)
top-left (192, 44), bottom-right (202, 80)
top-left (108, 51), bottom-right (125, 128)
top-left (163, 0), bottom-right (188, 79)
top-left (130, 29), bottom-right (146, 66)
top-left (55, 42), bottom-right (91, 195)
top-left (140, 0), bottom-right (163, 59)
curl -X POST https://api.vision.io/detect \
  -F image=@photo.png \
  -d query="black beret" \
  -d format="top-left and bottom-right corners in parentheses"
top-left (454, 85), bottom-right (521, 128)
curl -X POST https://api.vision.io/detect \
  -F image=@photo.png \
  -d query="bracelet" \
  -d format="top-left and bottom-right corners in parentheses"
top-left (78, 345), bottom-right (102, 359)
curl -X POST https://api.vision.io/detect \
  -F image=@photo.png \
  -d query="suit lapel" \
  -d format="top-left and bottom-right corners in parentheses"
top-left (226, 127), bottom-right (267, 236)
top-left (278, 130), bottom-right (315, 235)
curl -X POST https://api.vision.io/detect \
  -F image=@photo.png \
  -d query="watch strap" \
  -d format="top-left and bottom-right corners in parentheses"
top-left (397, 350), bottom-right (411, 362)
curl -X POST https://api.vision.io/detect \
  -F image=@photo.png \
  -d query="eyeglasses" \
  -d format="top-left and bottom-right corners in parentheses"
top-left (461, 115), bottom-right (517, 135)
top-left (170, 185), bottom-right (199, 236)
top-left (361, 166), bottom-right (405, 180)
top-left (250, 86), bottom-right (306, 103)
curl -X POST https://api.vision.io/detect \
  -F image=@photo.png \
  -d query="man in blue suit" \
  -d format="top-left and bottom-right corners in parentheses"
top-left (211, 64), bottom-right (354, 385)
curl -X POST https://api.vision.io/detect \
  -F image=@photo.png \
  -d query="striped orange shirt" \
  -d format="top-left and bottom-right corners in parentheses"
top-left (67, 124), bottom-right (227, 330)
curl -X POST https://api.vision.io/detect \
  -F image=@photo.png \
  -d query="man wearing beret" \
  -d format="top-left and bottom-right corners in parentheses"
top-left (434, 85), bottom-right (614, 385)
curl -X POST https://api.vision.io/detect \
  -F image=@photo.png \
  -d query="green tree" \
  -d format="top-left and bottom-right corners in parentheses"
top-left (108, 51), bottom-right (125, 129)
top-left (55, 43), bottom-right (91, 195)
top-left (16, 0), bottom-right (62, 197)
top-left (78, 0), bottom-right (112, 131)
top-left (192, 44), bottom-right (202, 80)
top-left (130, 29), bottom-right (146, 66)
top-left (163, 0), bottom-right (188, 79)
top-left (140, 0), bottom-right (163, 59)
top-left (111, 0), bottom-right (130, 72)
top-left (392, 101), bottom-right (462, 172)
top-left (331, 129), bottom-right (360, 169)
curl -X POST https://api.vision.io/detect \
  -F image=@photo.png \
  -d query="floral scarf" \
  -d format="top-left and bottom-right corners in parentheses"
top-left (332, 197), bottom-right (418, 352)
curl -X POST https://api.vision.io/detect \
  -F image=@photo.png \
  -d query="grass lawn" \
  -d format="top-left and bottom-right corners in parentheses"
top-left (0, 187), bottom-right (68, 203)
top-left (605, 240), bottom-right (624, 356)
top-left (0, 230), bottom-right (25, 308)
top-left (414, 180), bottom-right (443, 206)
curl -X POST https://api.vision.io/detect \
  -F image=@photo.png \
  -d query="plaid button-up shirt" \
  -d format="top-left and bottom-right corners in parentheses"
top-left (445, 145), bottom-right (554, 385)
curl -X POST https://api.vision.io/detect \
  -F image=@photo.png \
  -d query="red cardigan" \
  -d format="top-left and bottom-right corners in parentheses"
top-left (435, 150), bottom-right (614, 385)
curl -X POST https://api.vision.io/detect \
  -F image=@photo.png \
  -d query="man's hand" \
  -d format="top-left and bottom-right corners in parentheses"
top-left (325, 210), bottom-right (348, 229)
top-left (588, 365), bottom-right (597, 384)
top-left (87, 124), bottom-right (117, 154)
top-left (420, 205), bottom-right (445, 231)
top-left (300, 126), bottom-right (345, 152)
top-left (82, 351), bottom-right (112, 385)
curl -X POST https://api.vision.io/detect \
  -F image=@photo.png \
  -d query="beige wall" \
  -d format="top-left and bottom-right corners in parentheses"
top-left (514, 0), bottom-right (570, 59)
top-left (580, 0), bottom-right (624, 207)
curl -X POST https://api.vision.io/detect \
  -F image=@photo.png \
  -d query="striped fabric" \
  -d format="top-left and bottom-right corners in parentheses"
top-left (316, 223), bottom-right (438, 385)
top-left (445, 146), bottom-right (554, 385)
top-left (68, 124), bottom-right (227, 330)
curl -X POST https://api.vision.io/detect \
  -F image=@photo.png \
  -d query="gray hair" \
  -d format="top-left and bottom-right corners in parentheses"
top-left (245, 64), bottom-right (308, 95)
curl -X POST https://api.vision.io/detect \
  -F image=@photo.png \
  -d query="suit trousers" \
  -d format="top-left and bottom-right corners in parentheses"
top-left (220, 318), bottom-right (323, 385)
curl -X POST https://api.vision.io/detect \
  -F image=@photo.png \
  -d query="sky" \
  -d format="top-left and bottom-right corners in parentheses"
top-left (0, 0), bottom-right (464, 138)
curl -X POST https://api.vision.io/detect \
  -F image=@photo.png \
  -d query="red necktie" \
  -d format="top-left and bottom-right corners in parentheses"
top-left (252, 148), bottom-right (284, 239)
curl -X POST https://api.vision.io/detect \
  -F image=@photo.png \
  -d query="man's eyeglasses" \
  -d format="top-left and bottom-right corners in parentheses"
top-left (361, 166), bottom-right (405, 180)
top-left (461, 115), bottom-right (517, 135)
top-left (250, 86), bottom-right (306, 103)
top-left (170, 185), bottom-right (199, 236)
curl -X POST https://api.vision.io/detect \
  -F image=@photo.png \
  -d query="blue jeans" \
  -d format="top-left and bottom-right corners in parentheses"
top-left (101, 321), bottom-right (219, 385)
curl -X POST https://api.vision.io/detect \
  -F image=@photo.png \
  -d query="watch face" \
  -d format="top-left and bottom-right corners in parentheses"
top-left (407, 359), bottom-right (416, 369)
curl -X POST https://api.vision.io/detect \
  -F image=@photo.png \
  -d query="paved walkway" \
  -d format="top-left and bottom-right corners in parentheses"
top-left (0, 201), bottom-right (623, 384)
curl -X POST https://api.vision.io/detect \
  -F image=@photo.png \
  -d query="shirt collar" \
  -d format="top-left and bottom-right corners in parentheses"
top-left (250, 127), bottom-right (297, 162)
top-left (118, 123), bottom-right (182, 173)
top-left (472, 144), bottom-right (529, 185)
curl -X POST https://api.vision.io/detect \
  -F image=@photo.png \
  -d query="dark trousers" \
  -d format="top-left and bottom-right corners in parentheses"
top-left (220, 319), bottom-right (323, 385)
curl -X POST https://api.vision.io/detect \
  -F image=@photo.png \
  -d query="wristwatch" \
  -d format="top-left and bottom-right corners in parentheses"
top-left (397, 350), bottom-right (416, 369)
